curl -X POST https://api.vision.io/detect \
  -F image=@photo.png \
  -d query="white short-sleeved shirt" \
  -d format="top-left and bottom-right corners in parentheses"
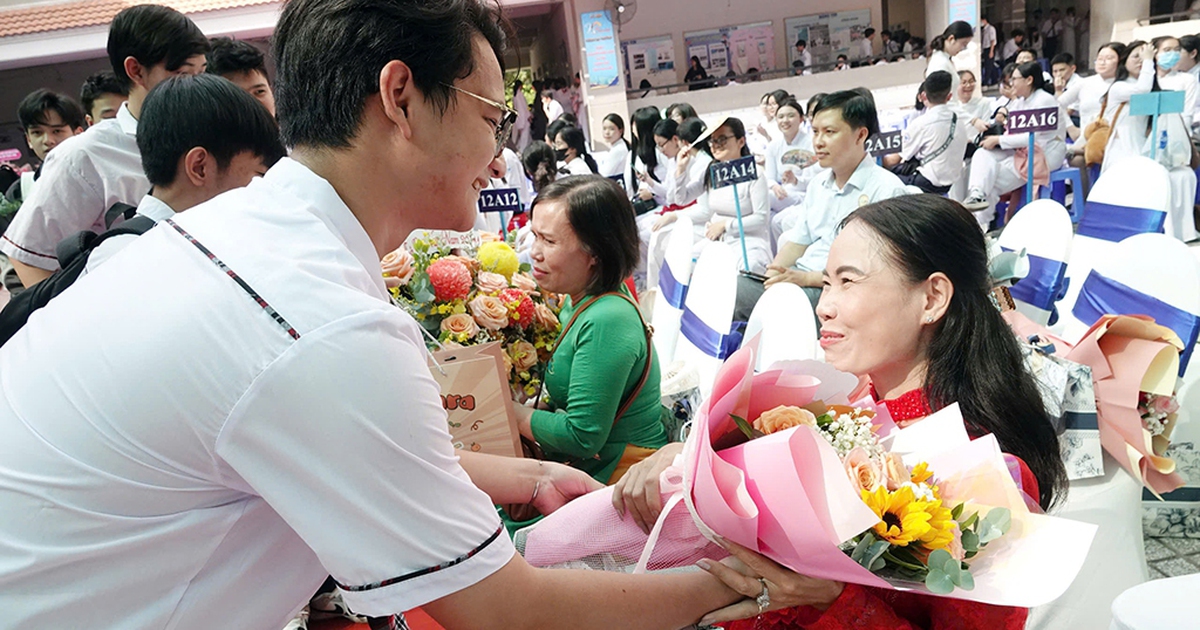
top-left (0, 102), bottom-right (149, 271)
top-left (83, 193), bottom-right (176, 273)
top-left (783, 155), bottom-right (909, 273)
top-left (0, 158), bottom-right (514, 628)
top-left (900, 104), bottom-right (971, 187)
top-left (597, 141), bottom-right (629, 178)
top-left (564, 155), bottom-right (594, 175)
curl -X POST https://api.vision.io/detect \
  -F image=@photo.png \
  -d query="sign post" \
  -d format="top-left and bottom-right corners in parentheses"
top-left (477, 187), bottom-right (521, 238)
top-left (1005, 106), bottom-right (1060, 206)
top-left (1130, 91), bottom-right (1186, 161)
top-left (708, 155), bottom-right (758, 271)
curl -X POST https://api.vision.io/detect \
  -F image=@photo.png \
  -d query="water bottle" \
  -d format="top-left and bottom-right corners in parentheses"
top-left (1157, 129), bottom-right (1171, 166)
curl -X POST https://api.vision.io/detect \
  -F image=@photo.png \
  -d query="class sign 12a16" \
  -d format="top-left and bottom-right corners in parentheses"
top-left (1006, 107), bottom-right (1060, 134)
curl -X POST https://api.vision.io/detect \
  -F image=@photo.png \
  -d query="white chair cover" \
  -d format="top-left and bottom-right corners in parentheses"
top-left (996, 199), bottom-right (1073, 326)
top-left (672, 242), bottom-right (739, 398)
top-left (1057, 156), bottom-right (1172, 337)
top-left (742, 283), bottom-right (818, 371)
top-left (1166, 166), bottom-right (1198, 243)
top-left (650, 217), bottom-right (695, 366)
top-left (1109, 574), bottom-right (1200, 630)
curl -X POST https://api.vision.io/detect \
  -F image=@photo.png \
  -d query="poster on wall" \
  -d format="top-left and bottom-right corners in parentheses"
top-left (622, 35), bottom-right (676, 89)
top-left (581, 10), bottom-right (621, 89)
top-left (785, 9), bottom-right (871, 70)
top-left (947, 0), bottom-right (977, 27)
top-left (683, 21), bottom-right (776, 77)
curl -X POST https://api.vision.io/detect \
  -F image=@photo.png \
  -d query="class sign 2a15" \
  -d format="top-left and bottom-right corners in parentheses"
top-left (865, 130), bottom-right (903, 157)
top-left (1006, 107), bottom-right (1060, 134)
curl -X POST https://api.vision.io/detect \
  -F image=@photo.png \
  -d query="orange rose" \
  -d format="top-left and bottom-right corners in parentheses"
top-left (380, 248), bottom-right (415, 288)
top-left (753, 405), bottom-right (818, 435)
top-left (509, 340), bottom-right (539, 372)
top-left (500, 349), bottom-right (513, 375)
top-left (440, 313), bottom-right (479, 338)
top-left (511, 272), bottom-right (539, 293)
top-left (882, 452), bottom-right (910, 491)
top-left (478, 230), bottom-right (502, 243)
top-left (843, 447), bottom-right (884, 493)
top-left (533, 303), bottom-right (559, 331)
top-left (469, 295), bottom-right (509, 331)
top-left (476, 271), bottom-right (509, 295)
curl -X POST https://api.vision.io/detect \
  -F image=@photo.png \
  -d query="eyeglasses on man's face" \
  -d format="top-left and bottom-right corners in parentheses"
top-left (442, 83), bottom-right (517, 157)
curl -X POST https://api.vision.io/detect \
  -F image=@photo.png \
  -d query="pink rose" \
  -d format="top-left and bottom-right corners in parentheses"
top-left (509, 339), bottom-right (539, 373)
top-left (533, 303), bottom-right (560, 331)
top-left (753, 405), bottom-right (817, 435)
top-left (947, 524), bottom-right (965, 562)
top-left (380, 248), bottom-right (415, 288)
top-left (511, 272), bottom-right (539, 294)
top-left (843, 447), bottom-right (884, 493)
top-left (476, 271), bottom-right (509, 295)
top-left (882, 452), bottom-right (910, 491)
top-left (469, 295), bottom-right (509, 331)
top-left (440, 313), bottom-right (479, 338)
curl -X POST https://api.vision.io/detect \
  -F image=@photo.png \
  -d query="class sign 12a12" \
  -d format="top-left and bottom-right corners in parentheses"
top-left (1006, 107), bottom-right (1059, 134)
top-left (477, 187), bottom-right (521, 214)
top-left (709, 155), bottom-right (757, 189)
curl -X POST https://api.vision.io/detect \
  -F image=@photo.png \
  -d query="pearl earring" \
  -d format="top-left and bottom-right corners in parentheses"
top-left (925, 316), bottom-right (933, 323)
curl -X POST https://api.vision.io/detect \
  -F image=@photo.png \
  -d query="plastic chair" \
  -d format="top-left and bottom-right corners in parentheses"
top-left (1038, 167), bottom-right (1085, 221)
top-left (996, 199), bottom-right (1073, 326)
top-left (672, 242), bottom-right (739, 398)
top-left (742, 283), bottom-right (818, 371)
top-left (650, 216), bottom-right (695, 366)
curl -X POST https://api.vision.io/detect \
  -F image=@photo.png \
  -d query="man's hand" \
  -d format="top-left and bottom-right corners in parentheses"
top-left (533, 462), bottom-right (604, 516)
top-left (972, 118), bottom-right (992, 133)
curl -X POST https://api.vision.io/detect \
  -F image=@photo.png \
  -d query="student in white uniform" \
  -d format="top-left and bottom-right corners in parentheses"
top-left (926, 21), bottom-right (974, 115)
top-left (595, 113), bottom-right (630, 178)
top-left (541, 89), bottom-right (564, 123)
top-left (1153, 36), bottom-right (1200, 128)
top-left (1051, 52), bottom-right (1083, 115)
top-left (763, 98), bottom-right (816, 212)
top-left (1059, 43), bottom-right (1126, 143)
top-left (1101, 42), bottom-right (1157, 176)
top-left (553, 125), bottom-right (598, 176)
top-left (510, 79), bottom-right (532, 152)
top-left (884, 71), bottom-right (969, 194)
top-left (857, 28), bottom-right (876, 61)
top-left (645, 118), bottom-right (712, 273)
top-left (962, 62), bottom-right (1067, 228)
top-left (0, 1), bottom-right (746, 627)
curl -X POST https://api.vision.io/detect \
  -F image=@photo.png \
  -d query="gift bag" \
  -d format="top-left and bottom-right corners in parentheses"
top-left (427, 341), bottom-right (521, 457)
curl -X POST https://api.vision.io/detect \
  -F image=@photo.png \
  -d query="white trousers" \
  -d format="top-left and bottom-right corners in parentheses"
top-left (967, 148), bottom-right (1026, 229)
top-left (1167, 166), bottom-right (1198, 242)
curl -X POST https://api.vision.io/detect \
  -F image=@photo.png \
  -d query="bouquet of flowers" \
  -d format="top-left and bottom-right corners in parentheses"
top-left (517, 338), bottom-right (1097, 608)
top-left (382, 232), bottom-right (562, 400)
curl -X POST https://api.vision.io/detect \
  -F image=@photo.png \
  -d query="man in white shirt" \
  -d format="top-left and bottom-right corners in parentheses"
top-left (882, 71), bottom-right (969, 194)
top-left (735, 90), bottom-right (910, 321)
top-left (795, 38), bottom-right (813, 71)
top-left (858, 28), bottom-right (877, 61)
top-left (542, 89), bottom-right (564, 122)
top-left (0, 1), bottom-right (744, 628)
top-left (1051, 53), bottom-right (1082, 123)
top-left (1002, 29), bottom-right (1026, 65)
top-left (0, 5), bottom-right (209, 288)
top-left (510, 79), bottom-right (532, 152)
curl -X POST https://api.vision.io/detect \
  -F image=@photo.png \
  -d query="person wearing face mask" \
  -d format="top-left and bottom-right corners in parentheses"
top-left (1100, 41), bottom-right (1157, 176)
top-left (554, 125), bottom-right (598, 176)
top-left (927, 20), bottom-right (974, 116)
top-left (962, 62), bottom-right (1067, 229)
top-left (1153, 36), bottom-right (1200, 129)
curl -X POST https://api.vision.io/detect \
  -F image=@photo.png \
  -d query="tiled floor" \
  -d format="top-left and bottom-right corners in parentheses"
top-left (1144, 534), bottom-right (1200, 579)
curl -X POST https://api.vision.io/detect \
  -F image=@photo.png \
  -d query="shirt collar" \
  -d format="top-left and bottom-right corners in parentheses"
top-left (116, 102), bottom-right (138, 136)
top-left (263, 157), bottom-right (388, 298)
top-left (822, 154), bottom-right (874, 194)
top-left (136, 194), bottom-right (175, 223)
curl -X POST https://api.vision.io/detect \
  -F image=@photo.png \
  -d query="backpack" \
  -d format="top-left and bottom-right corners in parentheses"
top-left (0, 203), bottom-right (154, 347)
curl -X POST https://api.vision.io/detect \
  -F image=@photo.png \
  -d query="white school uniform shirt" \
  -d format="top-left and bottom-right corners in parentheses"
top-left (668, 149), bottom-right (713, 207)
top-left (684, 173), bottom-right (772, 274)
top-left (1058, 73), bottom-right (1116, 130)
top-left (1101, 60), bottom-right (1157, 174)
top-left (1156, 70), bottom-right (1200, 128)
top-left (783, 155), bottom-right (909, 273)
top-left (1001, 39), bottom-right (1021, 62)
top-left (764, 129), bottom-right (817, 197)
top-left (980, 23), bottom-right (997, 53)
top-left (564, 155), bottom-right (594, 176)
top-left (960, 95), bottom-right (1000, 125)
top-left (543, 98), bottom-right (564, 122)
top-left (799, 49), bottom-right (813, 69)
top-left (900, 103), bottom-right (971, 187)
top-left (1, 101), bottom-right (149, 271)
top-left (998, 88), bottom-right (1067, 169)
top-left (597, 141), bottom-right (630, 178)
top-left (83, 193), bottom-right (176, 273)
top-left (857, 37), bottom-right (873, 60)
top-left (0, 158), bottom-right (514, 628)
top-left (927, 50), bottom-right (964, 116)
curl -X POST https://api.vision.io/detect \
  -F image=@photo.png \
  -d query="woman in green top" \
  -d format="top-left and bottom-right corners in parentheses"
top-left (515, 175), bottom-right (668, 486)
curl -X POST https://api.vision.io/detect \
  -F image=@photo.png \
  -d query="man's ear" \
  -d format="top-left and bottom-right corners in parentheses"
top-left (378, 60), bottom-right (416, 143)
top-left (181, 147), bottom-right (211, 188)
top-left (123, 57), bottom-right (147, 90)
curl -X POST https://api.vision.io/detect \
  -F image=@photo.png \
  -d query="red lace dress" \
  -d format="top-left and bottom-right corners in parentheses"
top-left (725, 388), bottom-right (1034, 630)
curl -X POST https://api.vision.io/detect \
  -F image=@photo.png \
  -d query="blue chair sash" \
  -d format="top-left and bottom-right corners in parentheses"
top-left (1003, 248), bottom-right (1069, 325)
top-left (1072, 270), bottom-right (1200, 376)
top-left (680, 307), bottom-right (743, 360)
top-left (658, 260), bottom-right (689, 309)
top-left (1077, 201), bottom-right (1166, 243)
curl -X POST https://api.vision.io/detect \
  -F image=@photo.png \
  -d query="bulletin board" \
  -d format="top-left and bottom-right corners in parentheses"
top-left (785, 9), bottom-right (871, 69)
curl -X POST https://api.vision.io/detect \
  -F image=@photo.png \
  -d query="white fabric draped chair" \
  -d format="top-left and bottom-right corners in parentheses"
top-left (649, 217), bottom-right (695, 367)
top-left (1165, 166), bottom-right (1198, 243)
top-left (742, 283), bottom-right (818, 371)
top-left (1109, 574), bottom-right (1200, 630)
top-left (996, 199), bottom-right (1073, 327)
top-left (671, 241), bottom-right (739, 399)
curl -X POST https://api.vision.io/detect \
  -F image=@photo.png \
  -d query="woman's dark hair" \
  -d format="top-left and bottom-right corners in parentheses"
top-left (841, 195), bottom-right (1066, 510)
top-left (930, 20), bottom-right (974, 53)
top-left (1180, 35), bottom-right (1200, 62)
top-left (522, 140), bottom-right (557, 192)
top-left (652, 118), bottom-right (678, 141)
top-left (531, 175), bottom-right (639, 295)
top-left (557, 112), bottom-right (579, 126)
top-left (631, 106), bottom-right (662, 179)
top-left (138, 74), bottom-right (285, 187)
top-left (17, 89), bottom-right (87, 132)
top-left (1015, 61), bottom-right (1047, 92)
top-left (690, 55), bottom-right (702, 68)
top-left (768, 89), bottom-right (790, 107)
top-left (775, 97), bottom-right (805, 118)
top-left (108, 5), bottom-right (209, 90)
top-left (1099, 42), bottom-right (1131, 82)
top-left (665, 102), bottom-right (698, 121)
top-left (702, 118), bottom-right (750, 187)
top-left (603, 113), bottom-right (630, 149)
top-left (677, 117), bottom-right (707, 144)
top-left (558, 125), bottom-right (598, 173)
top-left (273, 0), bottom-right (505, 149)
top-left (806, 93), bottom-right (826, 119)
top-left (546, 118), bottom-right (569, 146)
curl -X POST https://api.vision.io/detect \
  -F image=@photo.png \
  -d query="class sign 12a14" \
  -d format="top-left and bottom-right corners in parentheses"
top-left (1006, 107), bottom-right (1060, 134)
top-left (709, 155), bottom-right (758, 189)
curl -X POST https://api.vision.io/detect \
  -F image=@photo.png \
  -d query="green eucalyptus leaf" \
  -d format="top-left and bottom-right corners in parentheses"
top-left (950, 502), bottom-right (965, 520)
top-left (850, 535), bottom-right (875, 563)
top-left (984, 508), bottom-right (1012, 533)
top-left (961, 529), bottom-right (980, 553)
top-left (927, 549), bottom-right (957, 575)
top-left (925, 568), bottom-right (955, 594)
top-left (957, 568), bottom-right (976, 591)
top-left (869, 556), bottom-right (886, 572)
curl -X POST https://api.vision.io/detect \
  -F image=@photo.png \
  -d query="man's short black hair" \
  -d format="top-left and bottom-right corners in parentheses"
top-left (273, 0), bottom-right (506, 150)
top-left (1019, 47), bottom-right (1037, 58)
top-left (108, 5), bottom-right (209, 89)
top-left (795, 39), bottom-right (807, 48)
top-left (865, 28), bottom-right (876, 37)
top-left (18, 89), bottom-right (87, 131)
top-left (923, 70), bottom-right (953, 104)
top-left (206, 37), bottom-right (269, 80)
top-left (1051, 52), bottom-right (1075, 67)
top-left (882, 30), bottom-right (892, 38)
top-left (138, 74), bottom-right (285, 187)
top-left (80, 71), bottom-right (129, 116)
top-left (811, 89), bottom-right (880, 137)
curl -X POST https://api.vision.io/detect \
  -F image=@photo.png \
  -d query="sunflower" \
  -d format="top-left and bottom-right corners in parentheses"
top-left (861, 485), bottom-right (957, 551)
